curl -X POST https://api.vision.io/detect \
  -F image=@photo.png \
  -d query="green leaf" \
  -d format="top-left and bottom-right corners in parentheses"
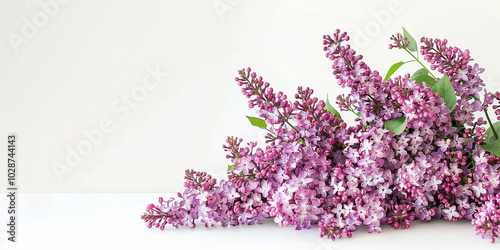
top-left (384, 117), bottom-right (407, 135)
top-left (403, 27), bottom-right (418, 52)
top-left (410, 68), bottom-right (436, 87)
top-left (325, 94), bottom-right (341, 119)
top-left (355, 112), bottom-right (361, 117)
top-left (430, 75), bottom-right (456, 112)
top-left (482, 143), bottom-right (500, 157)
top-left (296, 138), bottom-right (305, 145)
top-left (411, 74), bottom-right (436, 87)
top-left (246, 116), bottom-right (267, 129)
top-left (484, 121), bottom-right (500, 144)
top-left (411, 68), bottom-right (428, 77)
top-left (227, 164), bottom-right (237, 171)
top-left (384, 61), bottom-right (405, 82)
top-left (482, 121), bottom-right (500, 156)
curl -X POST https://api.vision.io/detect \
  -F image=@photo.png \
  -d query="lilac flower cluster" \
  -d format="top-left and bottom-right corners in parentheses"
top-left (141, 29), bottom-right (500, 243)
top-left (141, 167), bottom-right (269, 229)
top-left (420, 37), bottom-right (489, 127)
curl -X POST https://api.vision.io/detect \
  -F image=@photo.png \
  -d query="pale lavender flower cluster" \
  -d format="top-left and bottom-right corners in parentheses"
top-left (420, 37), bottom-right (488, 127)
top-left (141, 168), bottom-right (268, 229)
top-left (141, 29), bottom-right (500, 243)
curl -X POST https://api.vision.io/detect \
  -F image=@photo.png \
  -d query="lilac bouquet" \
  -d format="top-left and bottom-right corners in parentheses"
top-left (141, 28), bottom-right (500, 243)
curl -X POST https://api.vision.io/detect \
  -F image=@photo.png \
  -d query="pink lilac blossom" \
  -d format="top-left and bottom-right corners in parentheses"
top-left (141, 29), bottom-right (500, 243)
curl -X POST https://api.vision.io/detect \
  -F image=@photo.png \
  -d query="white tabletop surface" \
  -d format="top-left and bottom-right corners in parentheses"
top-left (0, 193), bottom-right (498, 250)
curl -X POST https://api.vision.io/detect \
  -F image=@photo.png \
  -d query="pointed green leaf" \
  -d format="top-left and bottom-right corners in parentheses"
top-left (411, 68), bottom-right (428, 77)
top-left (484, 121), bottom-right (500, 144)
top-left (296, 138), bottom-right (305, 146)
top-left (481, 143), bottom-right (500, 157)
top-left (403, 27), bottom-right (418, 52)
top-left (384, 61), bottom-right (405, 82)
top-left (412, 74), bottom-right (436, 87)
top-left (246, 116), bottom-right (267, 129)
top-left (384, 117), bottom-right (407, 135)
top-left (355, 112), bottom-right (361, 117)
top-left (431, 75), bottom-right (456, 112)
top-left (325, 94), bottom-right (341, 119)
top-left (410, 68), bottom-right (436, 87)
top-left (482, 121), bottom-right (500, 156)
top-left (481, 121), bottom-right (500, 157)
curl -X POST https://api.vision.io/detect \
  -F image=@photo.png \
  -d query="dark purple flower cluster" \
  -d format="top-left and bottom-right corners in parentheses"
top-left (141, 29), bottom-right (500, 243)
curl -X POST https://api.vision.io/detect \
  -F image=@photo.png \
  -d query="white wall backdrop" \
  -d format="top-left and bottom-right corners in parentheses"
top-left (1, 0), bottom-right (500, 193)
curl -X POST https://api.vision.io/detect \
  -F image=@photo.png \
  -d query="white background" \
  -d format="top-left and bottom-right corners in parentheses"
top-left (1, 0), bottom-right (500, 248)
top-left (1, 0), bottom-right (500, 193)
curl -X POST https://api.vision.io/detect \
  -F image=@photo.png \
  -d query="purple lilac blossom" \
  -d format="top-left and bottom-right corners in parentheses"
top-left (142, 29), bottom-right (500, 243)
